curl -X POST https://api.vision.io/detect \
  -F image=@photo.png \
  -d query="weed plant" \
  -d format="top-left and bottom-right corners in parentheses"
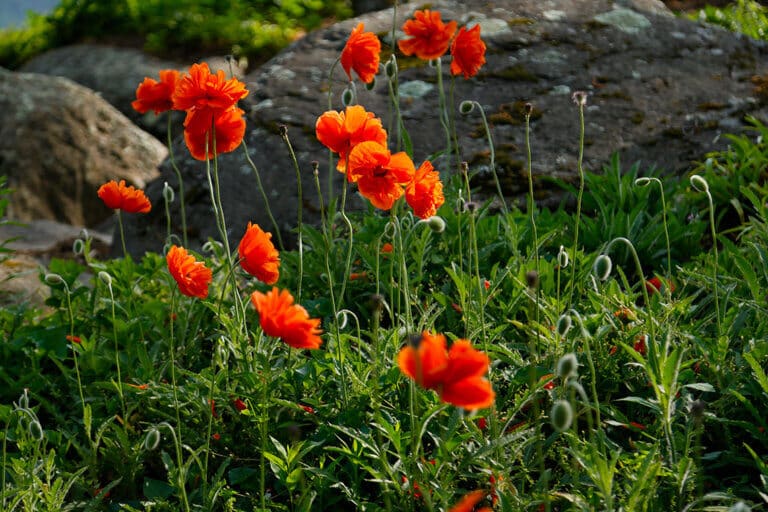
top-left (2, 6), bottom-right (768, 512)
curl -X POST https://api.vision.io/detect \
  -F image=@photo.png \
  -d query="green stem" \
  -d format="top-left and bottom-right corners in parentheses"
top-left (116, 210), bottom-right (128, 259)
top-left (473, 101), bottom-right (507, 215)
top-left (105, 279), bottom-right (127, 430)
top-left (167, 114), bottom-right (188, 246)
top-left (280, 127), bottom-right (304, 302)
top-left (241, 142), bottom-right (285, 251)
top-left (435, 58), bottom-right (452, 161)
top-left (567, 97), bottom-right (586, 309)
top-left (168, 294), bottom-right (191, 511)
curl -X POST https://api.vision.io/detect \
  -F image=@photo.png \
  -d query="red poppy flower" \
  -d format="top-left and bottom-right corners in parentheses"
top-left (97, 180), bottom-right (152, 214)
top-left (315, 106), bottom-right (387, 173)
top-left (398, 10), bottom-right (457, 61)
top-left (381, 242), bottom-right (393, 254)
top-left (66, 335), bottom-right (82, 344)
top-left (341, 22), bottom-right (381, 84)
top-left (633, 334), bottom-right (648, 356)
top-left (238, 222), bottom-right (280, 284)
top-left (397, 332), bottom-right (494, 410)
top-left (449, 490), bottom-right (492, 512)
top-left (131, 69), bottom-right (180, 114)
top-left (183, 107), bottom-right (246, 161)
top-left (233, 398), bottom-right (247, 412)
top-left (166, 245), bottom-right (213, 299)
top-left (299, 404), bottom-right (315, 414)
top-left (250, 288), bottom-right (323, 349)
top-left (405, 160), bottom-right (444, 219)
top-left (347, 141), bottom-right (415, 211)
top-left (450, 25), bottom-right (486, 79)
top-left (645, 276), bottom-right (675, 295)
top-left (212, 433), bottom-right (221, 441)
top-left (172, 62), bottom-right (248, 133)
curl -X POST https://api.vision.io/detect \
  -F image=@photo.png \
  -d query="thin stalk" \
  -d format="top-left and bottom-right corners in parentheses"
top-left (167, 114), bottom-right (188, 246)
top-left (336, 180), bottom-right (355, 308)
top-left (64, 284), bottom-right (87, 430)
top-left (105, 278), bottom-right (127, 430)
top-left (116, 210), bottom-right (128, 258)
top-left (168, 294), bottom-right (191, 511)
top-left (473, 101), bottom-right (508, 214)
top-left (567, 96), bottom-right (587, 309)
top-left (326, 56), bottom-right (341, 205)
top-left (242, 142), bottom-right (285, 250)
top-left (435, 58), bottom-right (452, 162)
top-left (448, 76), bottom-right (462, 172)
top-left (279, 126), bottom-right (304, 301)
top-left (525, 110), bottom-right (539, 274)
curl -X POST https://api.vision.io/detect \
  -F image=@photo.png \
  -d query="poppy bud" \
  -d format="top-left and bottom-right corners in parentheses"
top-left (556, 314), bottom-right (572, 337)
top-left (341, 87), bottom-right (354, 107)
top-left (385, 56), bottom-right (398, 78)
top-left (557, 245), bottom-right (569, 268)
top-left (365, 76), bottom-right (377, 91)
top-left (634, 177), bottom-right (652, 187)
top-left (28, 419), bottom-right (44, 441)
top-left (98, 271), bottom-right (113, 287)
top-left (143, 427), bottom-right (161, 451)
top-left (524, 102), bottom-right (534, 116)
top-left (72, 239), bottom-right (85, 256)
top-left (44, 273), bottom-right (65, 286)
top-left (459, 100), bottom-right (475, 115)
top-left (689, 175), bottom-right (709, 193)
top-left (550, 400), bottom-right (573, 432)
top-left (427, 216), bottom-right (446, 233)
top-left (572, 91), bottom-right (587, 107)
top-left (556, 353), bottom-right (578, 380)
top-left (17, 389), bottom-right (29, 410)
top-left (163, 182), bottom-right (175, 203)
top-left (311, 161), bottom-right (319, 177)
top-left (593, 254), bottom-right (612, 281)
top-left (525, 270), bottom-right (539, 289)
top-left (369, 293), bottom-right (386, 315)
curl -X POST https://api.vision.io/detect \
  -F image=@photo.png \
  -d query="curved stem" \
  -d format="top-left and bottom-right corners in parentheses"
top-left (167, 114), bottom-right (188, 246)
top-left (474, 101), bottom-right (507, 215)
top-left (241, 142), bottom-right (285, 251)
top-left (280, 127), bottom-right (304, 301)
top-left (567, 100), bottom-right (586, 309)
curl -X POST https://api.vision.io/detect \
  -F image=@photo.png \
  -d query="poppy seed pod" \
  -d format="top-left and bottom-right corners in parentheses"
top-left (427, 216), bottom-right (446, 233)
top-left (459, 100), bottom-right (475, 115)
top-left (556, 353), bottom-right (578, 380)
top-left (593, 254), bottom-right (612, 281)
top-left (143, 427), bottom-right (161, 451)
top-left (550, 400), bottom-right (573, 432)
top-left (557, 245), bottom-right (569, 268)
top-left (572, 90), bottom-right (587, 107)
top-left (556, 314), bottom-right (572, 337)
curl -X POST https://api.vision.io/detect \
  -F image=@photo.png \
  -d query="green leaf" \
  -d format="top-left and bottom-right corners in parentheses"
top-left (228, 466), bottom-right (258, 485)
top-left (143, 477), bottom-right (175, 499)
top-left (684, 382), bottom-right (715, 393)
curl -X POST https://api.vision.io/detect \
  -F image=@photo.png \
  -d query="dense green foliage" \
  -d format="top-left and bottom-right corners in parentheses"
top-left (0, 0), bottom-right (352, 69)
top-left (690, 0), bottom-right (768, 39)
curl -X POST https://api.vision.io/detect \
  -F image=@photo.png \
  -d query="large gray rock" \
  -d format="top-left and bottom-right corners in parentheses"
top-left (20, 44), bottom-right (247, 138)
top-left (0, 68), bottom-right (166, 226)
top-left (121, 0), bottom-right (768, 257)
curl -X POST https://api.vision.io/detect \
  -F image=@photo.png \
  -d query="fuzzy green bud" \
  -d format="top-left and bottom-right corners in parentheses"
top-left (634, 177), bottom-right (652, 187)
top-left (98, 271), bottom-right (113, 287)
top-left (163, 182), bottom-right (175, 203)
top-left (17, 389), bottom-right (29, 410)
top-left (556, 314), bottom-right (572, 337)
top-left (28, 419), bottom-right (44, 441)
top-left (385, 56), bottom-right (398, 78)
top-left (459, 100), bottom-right (475, 115)
top-left (689, 174), bottom-right (709, 193)
top-left (72, 238), bottom-right (85, 256)
top-left (557, 245), bottom-right (569, 268)
top-left (427, 216), bottom-right (446, 233)
top-left (365, 76), bottom-right (376, 91)
top-left (143, 427), bottom-right (161, 451)
top-left (593, 254), bottom-right (613, 281)
top-left (556, 353), bottom-right (579, 380)
top-left (550, 400), bottom-right (573, 432)
top-left (341, 87), bottom-right (354, 107)
top-left (44, 273), bottom-right (65, 286)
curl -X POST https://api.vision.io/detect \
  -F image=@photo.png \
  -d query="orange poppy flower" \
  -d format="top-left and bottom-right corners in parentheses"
top-left (172, 62), bottom-right (248, 134)
top-left (183, 107), bottom-right (246, 161)
top-left (449, 490), bottom-right (492, 512)
top-left (250, 288), bottom-right (323, 349)
top-left (131, 69), bottom-right (180, 114)
top-left (450, 25), bottom-right (486, 79)
top-left (238, 222), bottom-right (280, 284)
top-left (315, 105), bottom-right (387, 173)
top-left (397, 332), bottom-right (495, 410)
top-left (341, 22), bottom-right (381, 84)
top-left (405, 160), bottom-right (444, 219)
top-left (97, 180), bottom-right (152, 214)
top-left (381, 242), bottom-right (393, 254)
top-left (347, 141), bottom-right (415, 211)
top-left (166, 245), bottom-right (213, 299)
top-left (645, 276), bottom-right (675, 295)
top-left (398, 10), bottom-right (457, 61)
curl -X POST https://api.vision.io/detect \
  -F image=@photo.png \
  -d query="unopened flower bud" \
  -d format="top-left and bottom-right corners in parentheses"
top-left (278, 125), bottom-right (288, 137)
top-left (556, 353), bottom-right (579, 380)
top-left (341, 88), bottom-right (354, 107)
top-left (369, 294), bottom-right (386, 315)
top-left (311, 161), bottom-right (319, 177)
top-left (634, 177), bottom-right (652, 187)
top-left (365, 76), bottom-right (376, 90)
top-left (427, 216), bottom-right (446, 233)
top-left (98, 271), bottom-right (113, 287)
top-left (550, 400), bottom-right (573, 432)
top-left (463, 201), bottom-right (478, 214)
top-left (143, 427), bottom-right (161, 451)
top-left (163, 182), bottom-right (175, 203)
top-left (385, 56), bottom-right (397, 78)
top-left (72, 239), bottom-right (85, 256)
top-left (593, 254), bottom-right (612, 281)
top-left (460, 161), bottom-right (469, 175)
top-left (459, 100), bottom-right (475, 115)
top-left (17, 389), bottom-right (29, 410)
top-left (44, 273), bottom-right (65, 286)
top-left (524, 102), bottom-right (534, 116)
top-left (689, 175), bottom-right (709, 193)
top-left (557, 245), bottom-right (569, 268)
top-left (572, 91), bottom-right (587, 107)
top-left (556, 314), bottom-right (572, 337)
top-left (526, 270), bottom-right (539, 289)
top-left (28, 419), bottom-right (44, 441)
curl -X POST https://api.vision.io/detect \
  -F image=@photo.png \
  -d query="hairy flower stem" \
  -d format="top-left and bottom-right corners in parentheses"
top-left (567, 99), bottom-right (586, 310)
top-left (337, 178), bottom-right (356, 308)
top-left (167, 115), bottom-right (188, 246)
top-left (435, 58), bottom-right (452, 164)
top-left (280, 127), bottom-right (304, 302)
top-left (472, 101), bottom-right (508, 215)
top-left (116, 210), bottom-right (128, 259)
top-left (312, 170), bottom-right (349, 407)
top-left (242, 142), bottom-right (285, 251)
top-left (168, 294), bottom-right (190, 511)
top-left (103, 278), bottom-right (127, 432)
top-left (449, 77), bottom-right (462, 172)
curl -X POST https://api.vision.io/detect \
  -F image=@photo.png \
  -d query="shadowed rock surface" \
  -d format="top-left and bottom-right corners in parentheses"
top-left (115, 0), bottom-right (768, 258)
top-left (0, 67), bottom-right (166, 227)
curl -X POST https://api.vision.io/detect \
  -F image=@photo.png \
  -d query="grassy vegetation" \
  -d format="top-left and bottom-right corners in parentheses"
top-left (0, 0), bottom-right (352, 69)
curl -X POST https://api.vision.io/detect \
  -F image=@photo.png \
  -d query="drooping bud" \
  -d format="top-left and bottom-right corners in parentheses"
top-left (28, 419), bottom-right (44, 441)
top-left (163, 182), bottom-right (175, 203)
top-left (556, 314), bottom-right (572, 337)
top-left (634, 177), bottom-right (652, 187)
top-left (98, 271), bottom-right (113, 287)
top-left (385, 56), bottom-right (398, 78)
top-left (556, 353), bottom-right (579, 380)
top-left (593, 254), bottom-right (613, 281)
top-left (550, 400), bottom-right (573, 432)
top-left (459, 100), bottom-right (475, 115)
top-left (72, 238), bottom-right (85, 256)
top-left (690, 175), bottom-right (709, 194)
top-left (427, 216), bottom-right (446, 233)
top-left (341, 87), bottom-right (354, 107)
top-left (44, 273), bottom-right (65, 286)
top-left (525, 270), bottom-right (539, 289)
top-left (557, 245), bottom-right (569, 268)
top-left (144, 427), bottom-right (162, 451)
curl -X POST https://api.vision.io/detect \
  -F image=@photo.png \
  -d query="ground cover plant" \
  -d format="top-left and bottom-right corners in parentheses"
top-left (2, 6), bottom-right (768, 512)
